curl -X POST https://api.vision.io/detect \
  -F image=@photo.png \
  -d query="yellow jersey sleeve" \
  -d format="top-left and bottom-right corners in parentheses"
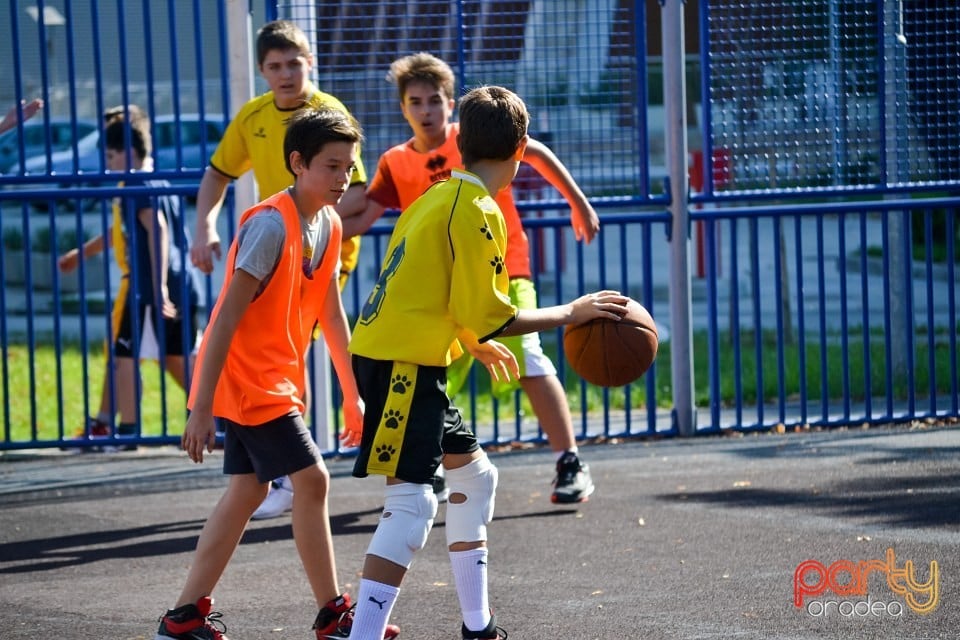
top-left (349, 171), bottom-right (516, 366)
top-left (209, 86), bottom-right (366, 197)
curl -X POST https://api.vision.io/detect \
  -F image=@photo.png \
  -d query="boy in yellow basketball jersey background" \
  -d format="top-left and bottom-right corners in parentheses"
top-left (190, 19), bottom-right (368, 519)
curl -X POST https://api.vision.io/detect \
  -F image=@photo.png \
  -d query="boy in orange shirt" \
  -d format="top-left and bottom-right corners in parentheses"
top-left (344, 53), bottom-right (601, 504)
top-left (154, 108), bottom-right (398, 640)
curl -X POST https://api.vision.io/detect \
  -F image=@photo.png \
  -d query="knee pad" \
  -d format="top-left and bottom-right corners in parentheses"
top-left (444, 457), bottom-right (498, 546)
top-left (366, 483), bottom-right (437, 569)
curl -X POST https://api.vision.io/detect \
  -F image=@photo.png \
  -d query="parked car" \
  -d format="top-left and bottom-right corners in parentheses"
top-left (0, 118), bottom-right (97, 174)
top-left (10, 113), bottom-right (225, 209)
top-left (152, 114), bottom-right (226, 172)
top-left (15, 113), bottom-right (225, 176)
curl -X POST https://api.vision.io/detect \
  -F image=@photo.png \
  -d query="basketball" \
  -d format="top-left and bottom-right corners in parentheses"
top-left (563, 299), bottom-right (658, 387)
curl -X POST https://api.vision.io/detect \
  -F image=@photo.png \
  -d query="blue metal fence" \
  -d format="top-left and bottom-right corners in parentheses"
top-left (0, 0), bottom-right (957, 451)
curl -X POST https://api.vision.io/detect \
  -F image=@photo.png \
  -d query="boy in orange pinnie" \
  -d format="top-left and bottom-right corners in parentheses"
top-left (154, 108), bottom-right (398, 640)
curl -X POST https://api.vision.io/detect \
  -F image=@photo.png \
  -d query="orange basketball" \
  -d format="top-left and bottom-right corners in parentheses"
top-left (563, 299), bottom-right (658, 387)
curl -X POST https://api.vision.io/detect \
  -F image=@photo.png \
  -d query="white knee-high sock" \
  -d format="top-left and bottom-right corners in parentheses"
top-left (450, 548), bottom-right (490, 631)
top-left (350, 579), bottom-right (400, 640)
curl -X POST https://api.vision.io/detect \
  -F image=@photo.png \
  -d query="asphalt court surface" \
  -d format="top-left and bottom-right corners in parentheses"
top-left (1, 422), bottom-right (958, 639)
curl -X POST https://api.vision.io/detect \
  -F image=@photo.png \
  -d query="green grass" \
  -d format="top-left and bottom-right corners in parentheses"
top-left (2, 326), bottom-right (959, 443)
top-left (451, 326), bottom-right (960, 423)
top-left (1, 343), bottom-right (187, 442)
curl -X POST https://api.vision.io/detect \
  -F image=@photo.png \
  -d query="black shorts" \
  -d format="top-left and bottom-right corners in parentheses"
top-left (352, 355), bottom-right (480, 485)
top-left (114, 292), bottom-right (199, 358)
top-left (221, 413), bottom-right (323, 483)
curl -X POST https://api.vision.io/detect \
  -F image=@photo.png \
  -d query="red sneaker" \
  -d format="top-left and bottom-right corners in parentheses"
top-left (156, 596), bottom-right (228, 639)
top-left (312, 593), bottom-right (400, 639)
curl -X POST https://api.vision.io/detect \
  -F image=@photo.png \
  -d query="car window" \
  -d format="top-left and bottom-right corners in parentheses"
top-left (180, 123), bottom-right (200, 145)
top-left (23, 127), bottom-right (46, 146)
top-left (206, 123), bottom-right (223, 143)
top-left (51, 124), bottom-right (74, 146)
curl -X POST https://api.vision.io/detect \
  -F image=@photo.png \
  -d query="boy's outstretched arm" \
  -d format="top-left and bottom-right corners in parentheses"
top-left (182, 269), bottom-right (259, 463)
top-left (317, 272), bottom-right (363, 448)
top-left (0, 98), bottom-right (42, 135)
top-left (522, 137), bottom-right (600, 244)
top-left (58, 232), bottom-right (108, 273)
top-left (341, 196), bottom-right (387, 240)
top-left (333, 182), bottom-right (366, 221)
top-left (499, 290), bottom-right (629, 337)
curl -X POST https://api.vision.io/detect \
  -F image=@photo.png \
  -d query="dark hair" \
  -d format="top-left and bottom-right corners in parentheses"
top-left (283, 107), bottom-right (363, 173)
top-left (457, 86), bottom-right (528, 165)
top-left (388, 52), bottom-right (456, 102)
top-left (104, 107), bottom-right (151, 159)
top-left (256, 20), bottom-right (311, 67)
top-left (103, 104), bottom-right (146, 125)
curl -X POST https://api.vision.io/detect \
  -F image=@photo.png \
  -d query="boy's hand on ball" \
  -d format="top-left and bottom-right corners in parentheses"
top-left (568, 290), bottom-right (630, 326)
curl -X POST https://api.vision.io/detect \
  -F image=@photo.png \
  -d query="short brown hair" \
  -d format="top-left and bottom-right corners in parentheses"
top-left (256, 20), bottom-right (311, 67)
top-left (457, 86), bottom-right (528, 165)
top-left (283, 107), bottom-right (363, 174)
top-left (104, 107), bottom-right (152, 159)
top-left (103, 104), bottom-right (146, 125)
top-left (387, 52), bottom-right (455, 102)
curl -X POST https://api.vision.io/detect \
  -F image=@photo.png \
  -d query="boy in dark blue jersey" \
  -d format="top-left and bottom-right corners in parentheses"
top-left (58, 107), bottom-right (201, 445)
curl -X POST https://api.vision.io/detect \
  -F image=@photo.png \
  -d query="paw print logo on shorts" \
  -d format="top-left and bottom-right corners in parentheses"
top-left (490, 255), bottom-right (505, 274)
top-left (384, 408), bottom-right (404, 429)
top-left (391, 374), bottom-right (412, 393)
top-left (376, 444), bottom-right (396, 462)
top-left (479, 223), bottom-right (493, 240)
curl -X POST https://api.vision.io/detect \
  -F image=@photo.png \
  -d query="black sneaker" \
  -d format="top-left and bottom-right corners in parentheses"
top-left (462, 612), bottom-right (507, 639)
top-left (551, 451), bottom-right (595, 504)
top-left (155, 596), bottom-right (228, 639)
top-left (108, 423), bottom-right (139, 452)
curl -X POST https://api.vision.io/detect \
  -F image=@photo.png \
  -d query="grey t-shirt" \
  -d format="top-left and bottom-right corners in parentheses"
top-left (234, 203), bottom-right (338, 298)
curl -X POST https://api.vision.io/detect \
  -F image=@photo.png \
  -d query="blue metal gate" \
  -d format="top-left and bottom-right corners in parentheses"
top-left (1, 0), bottom-right (957, 451)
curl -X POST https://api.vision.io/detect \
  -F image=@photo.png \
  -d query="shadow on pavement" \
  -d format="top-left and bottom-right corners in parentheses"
top-left (656, 471), bottom-right (960, 529)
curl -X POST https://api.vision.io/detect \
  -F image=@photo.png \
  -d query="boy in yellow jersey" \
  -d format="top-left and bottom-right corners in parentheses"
top-left (190, 19), bottom-right (366, 289)
top-left (155, 108), bottom-right (399, 640)
top-left (190, 19), bottom-right (367, 517)
top-left (347, 86), bottom-right (628, 640)
top-left (344, 52), bottom-right (601, 504)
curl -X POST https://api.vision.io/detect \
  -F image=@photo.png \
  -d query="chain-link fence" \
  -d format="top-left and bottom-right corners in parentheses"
top-left (702, 0), bottom-right (959, 193)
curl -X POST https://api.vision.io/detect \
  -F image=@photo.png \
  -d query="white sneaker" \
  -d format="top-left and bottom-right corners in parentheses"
top-left (252, 478), bottom-right (294, 520)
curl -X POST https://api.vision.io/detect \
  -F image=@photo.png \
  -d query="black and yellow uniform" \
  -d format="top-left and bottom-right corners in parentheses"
top-left (349, 170), bottom-right (518, 482)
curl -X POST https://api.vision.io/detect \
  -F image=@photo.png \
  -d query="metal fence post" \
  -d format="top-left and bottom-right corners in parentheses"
top-left (661, 0), bottom-right (696, 435)
top-left (882, 0), bottom-right (909, 383)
